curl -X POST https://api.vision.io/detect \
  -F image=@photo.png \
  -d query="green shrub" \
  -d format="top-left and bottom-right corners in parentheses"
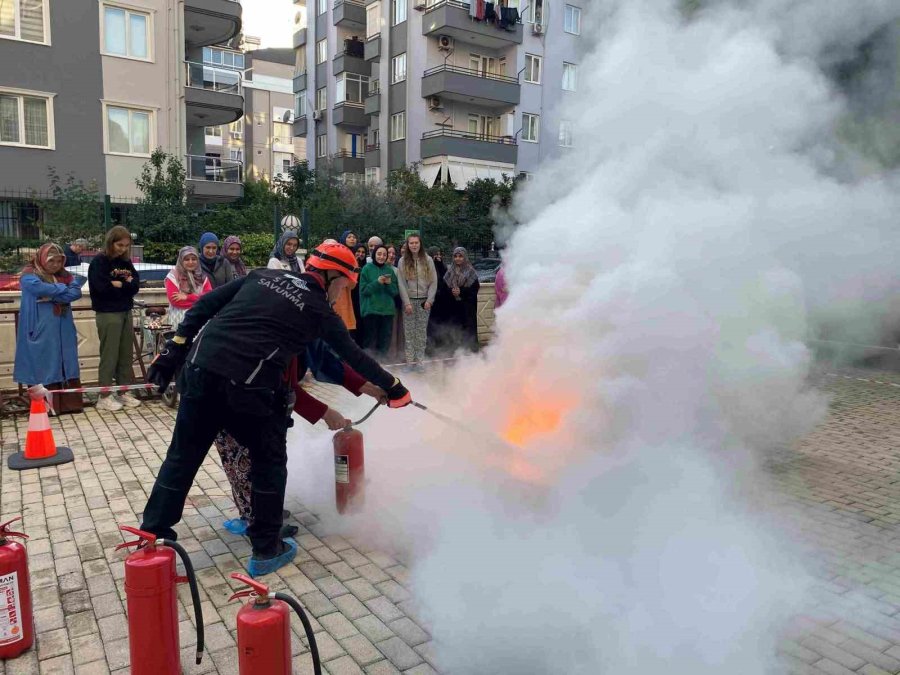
top-left (143, 241), bottom-right (182, 265)
top-left (235, 232), bottom-right (275, 267)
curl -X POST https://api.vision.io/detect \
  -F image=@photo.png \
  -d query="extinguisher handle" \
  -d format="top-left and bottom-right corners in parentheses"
top-left (0, 516), bottom-right (28, 540)
top-left (115, 525), bottom-right (157, 551)
top-left (229, 572), bottom-right (271, 601)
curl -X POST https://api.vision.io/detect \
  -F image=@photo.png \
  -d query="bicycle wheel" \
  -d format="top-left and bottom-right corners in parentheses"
top-left (154, 332), bottom-right (179, 409)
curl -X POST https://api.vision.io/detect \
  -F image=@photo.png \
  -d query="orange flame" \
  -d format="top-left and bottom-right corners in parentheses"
top-left (499, 400), bottom-right (571, 485)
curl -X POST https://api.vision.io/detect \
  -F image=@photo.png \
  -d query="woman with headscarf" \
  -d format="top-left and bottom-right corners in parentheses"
top-left (198, 232), bottom-right (234, 288)
top-left (268, 230), bottom-right (305, 273)
top-left (165, 246), bottom-right (212, 332)
top-left (222, 235), bottom-right (248, 279)
top-left (445, 247), bottom-right (481, 351)
top-left (351, 244), bottom-right (368, 346)
top-left (332, 230), bottom-right (358, 336)
top-left (14, 243), bottom-right (84, 412)
top-left (359, 244), bottom-right (399, 358)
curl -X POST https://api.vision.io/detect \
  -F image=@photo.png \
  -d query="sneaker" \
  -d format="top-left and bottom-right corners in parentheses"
top-left (96, 396), bottom-right (123, 412)
top-left (223, 518), bottom-right (248, 535)
top-left (247, 539), bottom-right (298, 578)
top-left (119, 393), bottom-right (142, 408)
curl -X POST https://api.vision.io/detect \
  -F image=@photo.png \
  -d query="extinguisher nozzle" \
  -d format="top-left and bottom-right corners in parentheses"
top-left (195, 650), bottom-right (203, 665)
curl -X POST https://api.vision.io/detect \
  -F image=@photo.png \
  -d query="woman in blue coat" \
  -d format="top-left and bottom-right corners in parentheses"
top-left (14, 243), bottom-right (83, 387)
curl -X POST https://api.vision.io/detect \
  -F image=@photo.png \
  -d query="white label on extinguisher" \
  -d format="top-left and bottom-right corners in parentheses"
top-left (335, 455), bottom-right (350, 484)
top-left (0, 571), bottom-right (23, 646)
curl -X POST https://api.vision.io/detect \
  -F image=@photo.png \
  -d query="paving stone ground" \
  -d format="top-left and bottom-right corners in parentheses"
top-left (2, 369), bottom-right (900, 674)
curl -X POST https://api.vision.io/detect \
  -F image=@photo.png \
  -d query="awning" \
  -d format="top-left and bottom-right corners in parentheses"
top-left (446, 161), bottom-right (513, 187)
top-left (418, 163), bottom-right (442, 188)
top-left (447, 162), bottom-right (466, 187)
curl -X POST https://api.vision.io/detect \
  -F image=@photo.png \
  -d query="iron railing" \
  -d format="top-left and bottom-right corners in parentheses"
top-left (422, 128), bottom-right (517, 144)
top-left (334, 100), bottom-right (365, 109)
top-left (424, 0), bottom-right (471, 11)
top-left (332, 149), bottom-right (365, 159)
top-left (365, 143), bottom-right (380, 153)
top-left (184, 155), bottom-right (243, 183)
top-left (185, 61), bottom-right (242, 94)
top-left (422, 63), bottom-right (519, 85)
top-left (334, 0), bottom-right (366, 6)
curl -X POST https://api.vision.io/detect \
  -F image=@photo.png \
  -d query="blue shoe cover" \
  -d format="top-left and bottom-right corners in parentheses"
top-left (248, 538), bottom-right (298, 578)
top-left (223, 518), bottom-right (248, 535)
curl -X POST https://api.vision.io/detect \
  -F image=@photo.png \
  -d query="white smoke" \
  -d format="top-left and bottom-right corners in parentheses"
top-left (288, 1), bottom-right (900, 672)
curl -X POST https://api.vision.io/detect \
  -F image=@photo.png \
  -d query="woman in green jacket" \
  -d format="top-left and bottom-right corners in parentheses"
top-left (359, 245), bottom-right (398, 359)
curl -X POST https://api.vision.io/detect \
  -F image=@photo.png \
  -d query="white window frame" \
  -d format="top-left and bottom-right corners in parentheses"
top-left (389, 111), bottom-right (406, 141)
top-left (365, 166), bottom-right (380, 185)
top-left (562, 62), bottom-right (578, 92)
top-left (0, 0), bottom-right (50, 45)
top-left (336, 73), bottom-right (369, 105)
top-left (229, 147), bottom-right (243, 162)
top-left (524, 54), bottom-right (541, 84)
top-left (203, 46), bottom-right (244, 70)
top-left (295, 91), bottom-right (307, 118)
top-left (366, 2), bottom-right (381, 40)
top-left (317, 0), bottom-right (327, 15)
top-left (391, 0), bottom-right (406, 26)
top-left (391, 53), bottom-right (407, 84)
top-left (102, 101), bottom-right (155, 157)
top-left (205, 125), bottom-right (222, 138)
top-left (521, 113), bottom-right (539, 143)
top-left (0, 87), bottom-right (55, 149)
top-left (316, 38), bottom-right (328, 64)
top-left (230, 118), bottom-right (244, 138)
top-left (559, 120), bottom-right (574, 148)
top-left (316, 86), bottom-right (327, 112)
top-left (100, 3), bottom-right (153, 62)
top-left (316, 134), bottom-right (327, 158)
top-left (564, 4), bottom-right (581, 35)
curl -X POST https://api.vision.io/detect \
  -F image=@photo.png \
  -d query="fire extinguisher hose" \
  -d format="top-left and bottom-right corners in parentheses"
top-left (274, 592), bottom-right (322, 675)
top-left (160, 539), bottom-right (205, 665)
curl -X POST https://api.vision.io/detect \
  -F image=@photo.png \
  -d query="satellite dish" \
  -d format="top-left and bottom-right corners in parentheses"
top-left (282, 109), bottom-right (294, 123)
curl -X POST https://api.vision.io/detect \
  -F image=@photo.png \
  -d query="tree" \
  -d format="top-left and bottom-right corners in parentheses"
top-left (38, 168), bottom-right (104, 243)
top-left (130, 149), bottom-right (197, 244)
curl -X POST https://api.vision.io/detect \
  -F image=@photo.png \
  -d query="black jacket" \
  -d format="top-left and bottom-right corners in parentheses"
top-left (63, 245), bottom-right (81, 267)
top-left (87, 254), bottom-right (140, 313)
top-left (200, 255), bottom-right (236, 289)
top-left (176, 269), bottom-right (395, 392)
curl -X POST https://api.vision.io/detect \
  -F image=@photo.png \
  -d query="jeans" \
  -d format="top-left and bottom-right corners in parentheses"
top-left (141, 364), bottom-right (290, 555)
top-left (95, 311), bottom-right (134, 388)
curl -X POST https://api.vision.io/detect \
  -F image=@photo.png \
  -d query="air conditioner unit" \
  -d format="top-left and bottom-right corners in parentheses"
top-left (532, 23), bottom-right (544, 35)
top-left (438, 35), bottom-right (454, 51)
top-left (427, 96), bottom-right (442, 110)
top-left (313, 110), bottom-right (323, 121)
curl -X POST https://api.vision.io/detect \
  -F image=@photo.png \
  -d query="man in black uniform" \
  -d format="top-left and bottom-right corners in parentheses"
top-left (142, 242), bottom-right (411, 576)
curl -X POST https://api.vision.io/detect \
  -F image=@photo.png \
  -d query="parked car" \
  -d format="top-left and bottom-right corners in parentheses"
top-left (473, 257), bottom-right (502, 283)
top-left (65, 262), bottom-right (174, 292)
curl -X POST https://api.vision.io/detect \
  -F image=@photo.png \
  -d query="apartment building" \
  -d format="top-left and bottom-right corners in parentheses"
top-left (292, 0), bottom-right (583, 186)
top-left (0, 0), bottom-right (244, 213)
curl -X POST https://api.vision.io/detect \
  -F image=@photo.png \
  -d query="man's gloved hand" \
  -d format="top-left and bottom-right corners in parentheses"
top-left (147, 338), bottom-right (189, 393)
top-left (359, 382), bottom-right (387, 404)
top-left (386, 378), bottom-right (411, 408)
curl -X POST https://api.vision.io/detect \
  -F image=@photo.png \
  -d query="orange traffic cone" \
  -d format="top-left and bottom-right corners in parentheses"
top-left (7, 397), bottom-right (74, 470)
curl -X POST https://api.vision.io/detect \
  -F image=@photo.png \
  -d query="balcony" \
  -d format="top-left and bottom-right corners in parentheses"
top-left (331, 150), bottom-right (365, 174)
top-left (333, 50), bottom-right (368, 77)
top-left (293, 71), bottom-right (307, 93)
top-left (184, 0), bottom-right (242, 48)
top-left (185, 62), bottom-right (244, 126)
top-left (332, 102), bottom-right (368, 127)
top-left (422, 0), bottom-right (522, 49)
top-left (364, 36), bottom-right (380, 61)
top-left (293, 27), bottom-right (307, 48)
top-left (334, 0), bottom-right (366, 28)
top-left (364, 89), bottom-right (380, 116)
top-left (365, 144), bottom-right (380, 168)
top-left (420, 129), bottom-right (517, 164)
top-left (185, 154), bottom-right (243, 202)
top-left (294, 116), bottom-right (308, 137)
top-left (422, 64), bottom-right (519, 109)
top-left (273, 135), bottom-right (294, 152)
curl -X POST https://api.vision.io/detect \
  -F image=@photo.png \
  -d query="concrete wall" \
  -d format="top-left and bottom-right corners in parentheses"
top-left (0, 2), bottom-right (106, 193)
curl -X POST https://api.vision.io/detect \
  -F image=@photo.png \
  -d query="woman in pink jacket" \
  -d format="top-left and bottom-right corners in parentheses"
top-left (165, 246), bottom-right (212, 331)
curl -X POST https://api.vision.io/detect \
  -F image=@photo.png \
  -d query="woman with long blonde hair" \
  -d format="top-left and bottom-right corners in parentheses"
top-left (397, 233), bottom-right (437, 365)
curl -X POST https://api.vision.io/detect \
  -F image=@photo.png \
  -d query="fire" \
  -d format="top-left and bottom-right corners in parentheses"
top-left (499, 401), bottom-right (570, 485)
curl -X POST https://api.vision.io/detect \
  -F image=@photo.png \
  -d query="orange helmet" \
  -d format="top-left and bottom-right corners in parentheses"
top-left (308, 241), bottom-right (360, 283)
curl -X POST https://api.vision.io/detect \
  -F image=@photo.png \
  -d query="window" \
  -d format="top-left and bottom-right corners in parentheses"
top-left (316, 87), bottom-right (327, 112)
top-left (366, 2), bottom-right (380, 40)
top-left (562, 63), bottom-right (578, 92)
top-left (467, 113), bottom-right (499, 138)
top-left (274, 152), bottom-right (293, 176)
top-left (389, 112), bottom-right (405, 141)
top-left (229, 148), bottom-right (243, 162)
top-left (105, 105), bottom-right (151, 156)
top-left (203, 47), bottom-right (244, 70)
top-left (524, 54), bottom-right (541, 84)
top-left (0, 89), bottom-right (53, 148)
top-left (273, 121), bottom-right (291, 145)
top-left (102, 5), bottom-right (150, 60)
top-left (316, 39), bottom-right (327, 64)
top-left (391, 0), bottom-right (406, 26)
top-left (336, 73), bottom-right (369, 104)
top-left (564, 5), bottom-right (581, 35)
top-left (522, 113), bottom-right (539, 143)
top-left (317, 0), bottom-right (327, 15)
top-left (370, 128), bottom-right (380, 146)
top-left (365, 167), bottom-right (380, 185)
top-left (391, 53), bottom-right (407, 84)
top-left (559, 120), bottom-right (573, 147)
top-left (524, 0), bottom-right (544, 25)
top-left (316, 134), bottom-right (327, 158)
top-left (295, 91), bottom-right (307, 117)
top-left (0, 0), bottom-right (47, 44)
top-left (230, 118), bottom-right (243, 138)
top-left (205, 125), bottom-right (222, 138)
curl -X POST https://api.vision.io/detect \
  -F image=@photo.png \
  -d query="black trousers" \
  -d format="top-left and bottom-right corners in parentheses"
top-left (363, 314), bottom-right (393, 356)
top-left (141, 364), bottom-right (290, 555)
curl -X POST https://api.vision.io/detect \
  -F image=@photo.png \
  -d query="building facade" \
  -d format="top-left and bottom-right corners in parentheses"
top-left (0, 0), bottom-right (244, 215)
top-left (292, 0), bottom-right (583, 186)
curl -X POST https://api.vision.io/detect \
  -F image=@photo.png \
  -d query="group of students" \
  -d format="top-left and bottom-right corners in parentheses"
top-left (331, 230), bottom-right (482, 365)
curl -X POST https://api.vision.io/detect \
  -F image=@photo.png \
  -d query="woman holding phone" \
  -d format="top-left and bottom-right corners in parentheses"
top-left (359, 244), bottom-right (398, 359)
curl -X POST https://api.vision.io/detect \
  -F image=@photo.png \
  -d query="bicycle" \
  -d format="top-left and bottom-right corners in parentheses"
top-left (133, 301), bottom-right (179, 408)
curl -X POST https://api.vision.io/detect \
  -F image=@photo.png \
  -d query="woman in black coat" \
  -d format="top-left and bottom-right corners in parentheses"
top-left (442, 247), bottom-right (480, 352)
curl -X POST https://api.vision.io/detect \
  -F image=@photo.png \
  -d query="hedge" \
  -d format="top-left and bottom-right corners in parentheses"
top-left (142, 233), bottom-right (275, 267)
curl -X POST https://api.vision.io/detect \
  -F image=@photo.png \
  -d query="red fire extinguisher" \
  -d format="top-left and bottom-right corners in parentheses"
top-left (334, 427), bottom-right (365, 514)
top-left (0, 517), bottom-right (33, 660)
top-left (115, 526), bottom-right (205, 674)
top-left (230, 572), bottom-right (321, 675)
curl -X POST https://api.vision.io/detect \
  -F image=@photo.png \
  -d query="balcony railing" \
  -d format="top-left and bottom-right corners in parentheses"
top-left (333, 149), bottom-right (365, 159)
top-left (422, 128), bottom-right (516, 144)
top-left (272, 137), bottom-right (294, 145)
top-left (423, 0), bottom-right (521, 20)
top-left (422, 64), bottom-right (518, 85)
top-left (185, 155), bottom-right (243, 183)
top-left (334, 0), bottom-right (365, 6)
top-left (365, 143), bottom-right (380, 153)
top-left (185, 61), bottom-right (242, 94)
